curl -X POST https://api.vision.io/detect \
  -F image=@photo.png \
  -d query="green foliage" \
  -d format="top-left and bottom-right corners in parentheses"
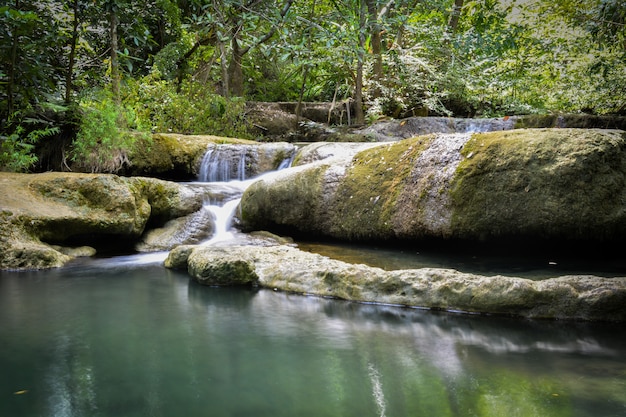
top-left (1, 2), bottom-right (65, 119)
top-left (151, 32), bottom-right (194, 80)
top-left (3, 0), bottom-right (626, 158)
top-left (70, 91), bottom-right (142, 173)
top-left (124, 75), bottom-right (252, 138)
top-left (0, 115), bottom-right (60, 172)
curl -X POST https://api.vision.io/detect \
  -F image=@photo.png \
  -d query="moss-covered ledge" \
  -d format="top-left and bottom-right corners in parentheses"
top-left (0, 172), bottom-right (208, 270)
top-left (125, 133), bottom-right (296, 180)
top-left (240, 129), bottom-right (626, 245)
top-left (165, 244), bottom-right (626, 322)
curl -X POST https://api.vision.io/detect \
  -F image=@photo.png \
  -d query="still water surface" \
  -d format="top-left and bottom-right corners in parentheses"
top-left (1, 256), bottom-right (625, 417)
top-left (297, 240), bottom-right (626, 279)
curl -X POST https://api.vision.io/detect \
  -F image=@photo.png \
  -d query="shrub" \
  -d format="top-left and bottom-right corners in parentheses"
top-left (0, 113), bottom-right (59, 172)
top-left (70, 91), bottom-right (146, 173)
top-left (124, 75), bottom-right (252, 138)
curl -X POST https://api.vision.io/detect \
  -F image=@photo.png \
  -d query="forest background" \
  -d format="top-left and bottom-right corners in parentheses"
top-left (1, 0), bottom-right (625, 172)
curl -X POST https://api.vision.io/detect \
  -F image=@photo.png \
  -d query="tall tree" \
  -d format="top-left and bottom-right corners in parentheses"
top-left (178, 0), bottom-right (294, 97)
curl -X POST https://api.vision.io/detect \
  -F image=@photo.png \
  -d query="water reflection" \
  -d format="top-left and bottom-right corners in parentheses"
top-left (297, 240), bottom-right (626, 279)
top-left (0, 261), bottom-right (625, 417)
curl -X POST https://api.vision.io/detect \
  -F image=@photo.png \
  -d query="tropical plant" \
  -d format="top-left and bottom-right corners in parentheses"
top-left (0, 113), bottom-right (60, 172)
top-left (69, 91), bottom-right (140, 173)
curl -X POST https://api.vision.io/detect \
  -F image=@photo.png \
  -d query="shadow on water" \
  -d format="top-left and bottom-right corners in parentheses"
top-left (296, 238), bottom-right (626, 279)
top-left (1, 258), bottom-right (625, 417)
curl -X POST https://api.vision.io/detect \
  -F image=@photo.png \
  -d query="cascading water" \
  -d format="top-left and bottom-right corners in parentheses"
top-left (199, 145), bottom-right (294, 245)
top-left (198, 145), bottom-right (252, 182)
top-left (202, 193), bottom-right (246, 245)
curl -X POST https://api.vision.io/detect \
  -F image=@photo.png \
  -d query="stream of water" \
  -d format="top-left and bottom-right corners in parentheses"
top-left (1, 145), bottom-right (625, 417)
top-left (1, 261), bottom-right (625, 417)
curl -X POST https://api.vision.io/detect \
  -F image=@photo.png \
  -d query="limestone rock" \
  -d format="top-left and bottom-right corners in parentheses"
top-left (240, 129), bottom-right (626, 245)
top-left (137, 209), bottom-right (215, 251)
top-left (126, 133), bottom-right (296, 180)
top-left (0, 172), bottom-right (205, 269)
top-left (293, 141), bottom-right (384, 166)
top-left (166, 244), bottom-right (626, 321)
top-left (187, 248), bottom-right (260, 286)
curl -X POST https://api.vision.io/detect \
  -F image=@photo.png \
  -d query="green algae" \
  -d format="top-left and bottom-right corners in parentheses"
top-left (329, 136), bottom-right (434, 240)
top-left (450, 128), bottom-right (626, 241)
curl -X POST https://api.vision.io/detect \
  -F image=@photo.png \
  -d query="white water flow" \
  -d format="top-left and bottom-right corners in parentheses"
top-left (201, 187), bottom-right (248, 246)
top-left (199, 147), bottom-right (293, 246)
top-left (198, 146), bottom-right (250, 182)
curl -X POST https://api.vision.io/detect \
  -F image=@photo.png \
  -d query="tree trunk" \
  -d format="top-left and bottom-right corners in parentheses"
top-left (227, 36), bottom-right (244, 97)
top-left (367, 0), bottom-right (383, 98)
top-left (354, 0), bottom-right (367, 125)
top-left (217, 35), bottom-right (230, 97)
top-left (448, 0), bottom-right (464, 33)
top-left (225, 0), bottom-right (293, 97)
top-left (66, 0), bottom-right (79, 103)
top-left (109, 7), bottom-right (120, 104)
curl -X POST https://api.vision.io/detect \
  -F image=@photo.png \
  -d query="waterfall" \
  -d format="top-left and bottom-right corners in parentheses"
top-left (202, 198), bottom-right (243, 245)
top-left (198, 145), bottom-right (251, 182)
top-left (198, 146), bottom-right (294, 246)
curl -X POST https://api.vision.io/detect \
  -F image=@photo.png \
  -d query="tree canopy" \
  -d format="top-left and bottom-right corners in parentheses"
top-left (1, 0), bottom-right (625, 171)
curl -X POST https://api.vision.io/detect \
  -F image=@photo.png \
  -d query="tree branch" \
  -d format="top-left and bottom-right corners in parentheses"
top-left (239, 0), bottom-right (294, 56)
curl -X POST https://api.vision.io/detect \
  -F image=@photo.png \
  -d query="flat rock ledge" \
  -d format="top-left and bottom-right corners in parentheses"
top-left (165, 244), bottom-right (626, 322)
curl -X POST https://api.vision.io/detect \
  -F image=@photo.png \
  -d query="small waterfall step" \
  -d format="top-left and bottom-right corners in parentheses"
top-left (199, 145), bottom-right (250, 182)
top-left (196, 145), bottom-right (296, 245)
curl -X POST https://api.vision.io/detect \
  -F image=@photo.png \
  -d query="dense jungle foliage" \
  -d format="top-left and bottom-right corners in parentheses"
top-left (1, 0), bottom-right (625, 172)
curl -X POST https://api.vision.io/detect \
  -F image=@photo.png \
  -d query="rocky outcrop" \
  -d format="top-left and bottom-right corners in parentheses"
top-left (513, 114), bottom-right (626, 131)
top-left (240, 129), bottom-right (626, 245)
top-left (355, 114), bottom-right (626, 142)
top-left (125, 133), bottom-right (296, 180)
top-left (165, 244), bottom-right (626, 321)
top-left (357, 116), bottom-right (517, 141)
top-left (0, 172), bottom-right (211, 269)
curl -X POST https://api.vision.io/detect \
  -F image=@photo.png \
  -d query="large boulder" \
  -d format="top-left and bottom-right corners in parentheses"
top-left (240, 129), bottom-right (626, 245)
top-left (0, 172), bottom-right (208, 269)
top-left (165, 244), bottom-right (626, 321)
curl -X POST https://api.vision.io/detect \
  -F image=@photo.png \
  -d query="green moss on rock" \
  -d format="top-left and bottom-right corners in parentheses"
top-left (187, 248), bottom-right (259, 286)
top-left (329, 136), bottom-right (433, 239)
top-left (450, 128), bottom-right (626, 241)
top-left (127, 133), bottom-right (256, 178)
top-left (0, 172), bottom-right (211, 270)
top-left (240, 163), bottom-right (328, 234)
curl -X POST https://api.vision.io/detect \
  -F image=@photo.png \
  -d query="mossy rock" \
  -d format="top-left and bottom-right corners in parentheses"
top-left (167, 244), bottom-right (626, 321)
top-left (450, 128), bottom-right (626, 241)
top-left (0, 172), bottom-right (210, 270)
top-left (186, 247), bottom-right (260, 286)
top-left (328, 136), bottom-right (434, 240)
top-left (240, 162), bottom-right (329, 235)
top-left (240, 129), bottom-right (626, 245)
top-left (126, 133), bottom-right (256, 179)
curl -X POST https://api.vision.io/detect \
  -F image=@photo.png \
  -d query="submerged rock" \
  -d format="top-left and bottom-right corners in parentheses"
top-left (240, 128), bottom-right (626, 245)
top-left (0, 172), bottom-right (208, 269)
top-left (166, 244), bottom-right (626, 321)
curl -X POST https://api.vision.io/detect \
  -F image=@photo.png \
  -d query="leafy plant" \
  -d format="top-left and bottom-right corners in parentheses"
top-left (0, 117), bottom-right (59, 172)
top-left (70, 91), bottom-right (143, 173)
top-left (123, 75), bottom-right (252, 138)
